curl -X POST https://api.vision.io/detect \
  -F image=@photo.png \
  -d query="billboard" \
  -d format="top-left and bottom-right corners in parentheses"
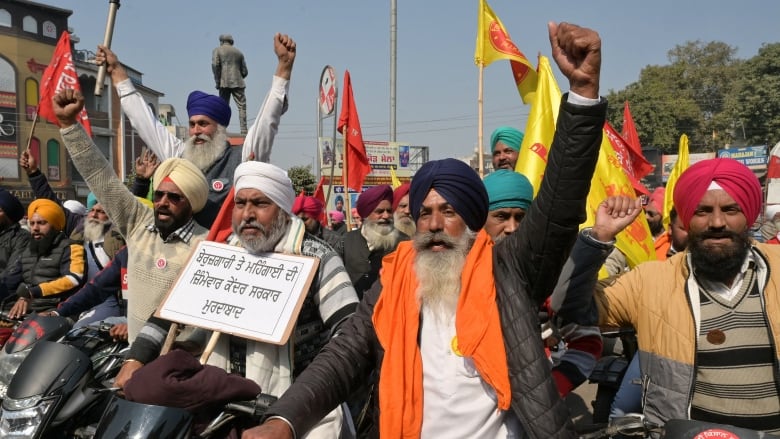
top-left (717, 145), bottom-right (768, 173)
top-left (318, 137), bottom-right (413, 179)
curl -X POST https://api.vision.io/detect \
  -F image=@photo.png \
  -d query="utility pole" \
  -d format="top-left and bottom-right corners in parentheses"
top-left (389, 0), bottom-right (397, 142)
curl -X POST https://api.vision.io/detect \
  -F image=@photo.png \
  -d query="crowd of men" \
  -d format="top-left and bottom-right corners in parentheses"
top-left (0, 19), bottom-right (779, 439)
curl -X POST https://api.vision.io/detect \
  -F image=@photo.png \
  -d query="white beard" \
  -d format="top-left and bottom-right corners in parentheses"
top-left (83, 219), bottom-right (110, 243)
top-left (413, 229), bottom-right (475, 320)
top-left (233, 210), bottom-right (289, 255)
top-left (393, 211), bottom-right (416, 237)
top-left (362, 219), bottom-right (399, 251)
top-left (182, 126), bottom-right (229, 172)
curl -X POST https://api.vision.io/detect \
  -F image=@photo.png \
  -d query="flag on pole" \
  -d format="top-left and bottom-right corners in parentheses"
top-left (620, 101), bottom-right (653, 179)
top-left (515, 56), bottom-right (560, 194)
top-left (474, 0), bottom-right (537, 103)
top-left (584, 134), bottom-right (657, 270)
top-left (663, 134), bottom-right (690, 228)
top-left (767, 141), bottom-right (780, 179)
top-left (313, 177), bottom-right (328, 225)
top-left (337, 70), bottom-right (371, 192)
top-left (603, 122), bottom-right (650, 196)
top-left (38, 31), bottom-right (93, 137)
top-left (390, 166), bottom-right (402, 189)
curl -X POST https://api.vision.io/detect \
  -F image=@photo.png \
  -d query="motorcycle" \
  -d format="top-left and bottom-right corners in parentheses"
top-left (0, 313), bottom-right (72, 400)
top-left (92, 392), bottom-right (278, 438)
top-left (578, 414), bottom-right (780, 438)
top-left (0, 321), bottom-right (127, 438)
top-left (588, 327), bottom-right (638, 424)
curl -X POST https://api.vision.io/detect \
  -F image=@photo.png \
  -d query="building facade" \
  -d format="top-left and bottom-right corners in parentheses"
top-left (0, 0), bottom-right (163, 205)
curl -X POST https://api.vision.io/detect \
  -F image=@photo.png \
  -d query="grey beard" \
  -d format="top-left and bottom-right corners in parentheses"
top-left (182, 126), bottom-right (229, 172)
top-left (413, 228), bottom-right (475, 318)
top-left (83, 219), bottom-right (110, 242)
top-left (362, 220), bottom-right (399, 251)
top-left (393, 212), bottom-right (416, 237)
top-left (234, 210), bottom-right (290, 255)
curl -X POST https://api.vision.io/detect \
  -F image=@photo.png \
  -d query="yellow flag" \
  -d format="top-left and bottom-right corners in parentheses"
top-left (390, 166), bottom-right (402, 189)
top-left (475, 0), bottom-right (537, 103)
top-left (663, 134), bottom-right (690, 229)
top-left (515, 56), bottom-right (559, 195)
top-left (584, 135), bottom-right (657, 270)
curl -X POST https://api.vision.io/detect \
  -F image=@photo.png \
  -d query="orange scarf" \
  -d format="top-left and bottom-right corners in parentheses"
top-left (373, 229), bottom-right (511, 438)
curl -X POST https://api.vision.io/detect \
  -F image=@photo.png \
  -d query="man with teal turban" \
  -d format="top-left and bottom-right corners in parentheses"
top-left (483, 169), bottom-right (533, 242)
top-left (490, 126), bottom-right (524, 171)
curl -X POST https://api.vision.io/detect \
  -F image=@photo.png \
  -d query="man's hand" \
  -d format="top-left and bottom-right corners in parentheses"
top-left (590, 196), bottom-right (643, 242)
top-left (242, 419), bottom-right (294, 439)
top-left (114, 359), bottom-right (143, 389)
top-left (52, 89), bottom-right (85, 128)
top-left (109, 323), bottom-right (128, 342)
top-left (134, 149), bottom-right (159, 179)
top-left (274, 33), bottom-right (296, 80)
top-left (95, 45), bottom-right (130, 84)
top-left (548, 21), bottom-right (601, 99)
top-left (19, 150), bottom-right (39, 175)
top-left (8, 297), bottom-right (29, 320)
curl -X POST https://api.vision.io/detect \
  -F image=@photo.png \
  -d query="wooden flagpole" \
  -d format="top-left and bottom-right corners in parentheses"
top-left (478, 63), bottom-right (485, 177)
top-left (343, 122), bottom-right (352, 231)
top-left (95, 0), bottom-right (120, 96)
top-left (25, 112), bottom-right (39, 152)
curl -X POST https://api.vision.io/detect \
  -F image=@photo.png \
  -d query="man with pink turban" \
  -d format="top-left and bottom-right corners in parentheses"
top-left (292, 195), bottom-right (342, 253)
top-left (595, 157), bottom-right (780, 433)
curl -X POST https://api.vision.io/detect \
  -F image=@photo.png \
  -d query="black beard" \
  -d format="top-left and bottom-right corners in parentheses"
top-left (689, 228), bottom-right (751, 283)
top-left (29, 229), bottom-right (59, 256)
top-left (648, 219), bottom-right (665, 237)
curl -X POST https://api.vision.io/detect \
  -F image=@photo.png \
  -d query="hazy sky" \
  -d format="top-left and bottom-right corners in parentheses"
top-left (50, 0), bottom-right (779, 170)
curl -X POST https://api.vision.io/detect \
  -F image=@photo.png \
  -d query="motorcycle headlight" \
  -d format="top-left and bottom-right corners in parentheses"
top-left (0, 397), bottom-right (55, 438)
top-left (0, 351), bottom-right (31, 400)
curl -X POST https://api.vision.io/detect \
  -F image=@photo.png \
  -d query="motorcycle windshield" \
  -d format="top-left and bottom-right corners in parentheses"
top-left (4, 341), bottom-right (91, 402)
top-left (3, 315), bottom-right (71, 354)
top-left (94, 396), bottom-right (192, 439)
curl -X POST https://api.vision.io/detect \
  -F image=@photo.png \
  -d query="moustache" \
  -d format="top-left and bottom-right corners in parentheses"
top-left (698, 230), bottom-right (738, 240)
top-left (417, 231), bottom-right (457, 250)
top-left (239, 220), bottom-right (266, 233)
top-left (190, 133), bottom-right (212, 143)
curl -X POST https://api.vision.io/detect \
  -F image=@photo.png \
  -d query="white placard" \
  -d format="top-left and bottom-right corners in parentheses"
top-left (156, 241), bottom-right (319, 345)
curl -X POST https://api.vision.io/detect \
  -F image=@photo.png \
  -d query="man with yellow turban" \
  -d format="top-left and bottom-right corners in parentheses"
top-left (52, 88), bottom-right (210, 346)
top-left (1, 199), bottom-right (85, 318)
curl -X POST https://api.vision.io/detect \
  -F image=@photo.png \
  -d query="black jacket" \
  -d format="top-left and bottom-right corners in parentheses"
top-left (264, 95), bottom-right (606, 439)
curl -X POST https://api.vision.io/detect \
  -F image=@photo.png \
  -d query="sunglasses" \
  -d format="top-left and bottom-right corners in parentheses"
top-left (153, 190), bottom-right (185, 205)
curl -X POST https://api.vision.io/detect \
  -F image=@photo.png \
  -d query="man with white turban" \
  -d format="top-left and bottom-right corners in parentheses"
top-left (52, 89), bottom-right (210, 346)
top-left (96, 33), bottom-right (296, 228)
top-left (117, 160), bottom-right (359, 438)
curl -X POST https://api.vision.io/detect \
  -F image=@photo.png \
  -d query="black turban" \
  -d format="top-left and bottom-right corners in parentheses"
top-left (409, 158), bottom-right (488, 231)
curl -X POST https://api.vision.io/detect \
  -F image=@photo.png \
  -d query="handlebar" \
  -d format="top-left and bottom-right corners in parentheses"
top-left (223, 393), bottom-right (278, 417)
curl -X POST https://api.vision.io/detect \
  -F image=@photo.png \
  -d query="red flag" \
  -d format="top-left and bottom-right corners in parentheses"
top-left (37, 32), bottom-right (92, 137)
top-left (337, 70), bottom-right (371, 192)
top-left (207, 187), bottom-right (235, 243)
top-left (768, 142), bottom-right (780, 179)
top-left (312, 177), bottom-right (327, 225)
top-left (620, 101), bottom-right (652, 179)
top-left (604, 122), bottom-right (650, 196)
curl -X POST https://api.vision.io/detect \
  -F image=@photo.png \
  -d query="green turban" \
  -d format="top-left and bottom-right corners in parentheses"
top-left (490, 126), bottom-right (524, 152)
top-left (483, 169), bottom-right (533, 211)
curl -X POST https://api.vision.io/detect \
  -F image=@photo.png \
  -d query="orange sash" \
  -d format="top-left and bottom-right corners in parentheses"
top-left (373, 229), bottom-right (510, 438)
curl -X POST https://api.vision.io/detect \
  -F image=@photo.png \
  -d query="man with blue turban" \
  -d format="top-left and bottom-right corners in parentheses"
top-left (490, 126), bottom-right (524, 170)
top-left (245, 21), bottom-right (608, 439)
top-left (96, 33), bottom-right (297, 228)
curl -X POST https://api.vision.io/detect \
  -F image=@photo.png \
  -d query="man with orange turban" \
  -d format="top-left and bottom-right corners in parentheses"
top-left (1, 198), bottom-right (85, 318)
top-left (594, 157), bottom-right (780, 433)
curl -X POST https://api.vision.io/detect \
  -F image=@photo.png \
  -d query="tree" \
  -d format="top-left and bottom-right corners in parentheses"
top-left (288, 165), bottom-right (316, 195)
top-left (606, 41), bottom-right (743, 154)
top-left (724, 42), bottom-right (780, 147)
